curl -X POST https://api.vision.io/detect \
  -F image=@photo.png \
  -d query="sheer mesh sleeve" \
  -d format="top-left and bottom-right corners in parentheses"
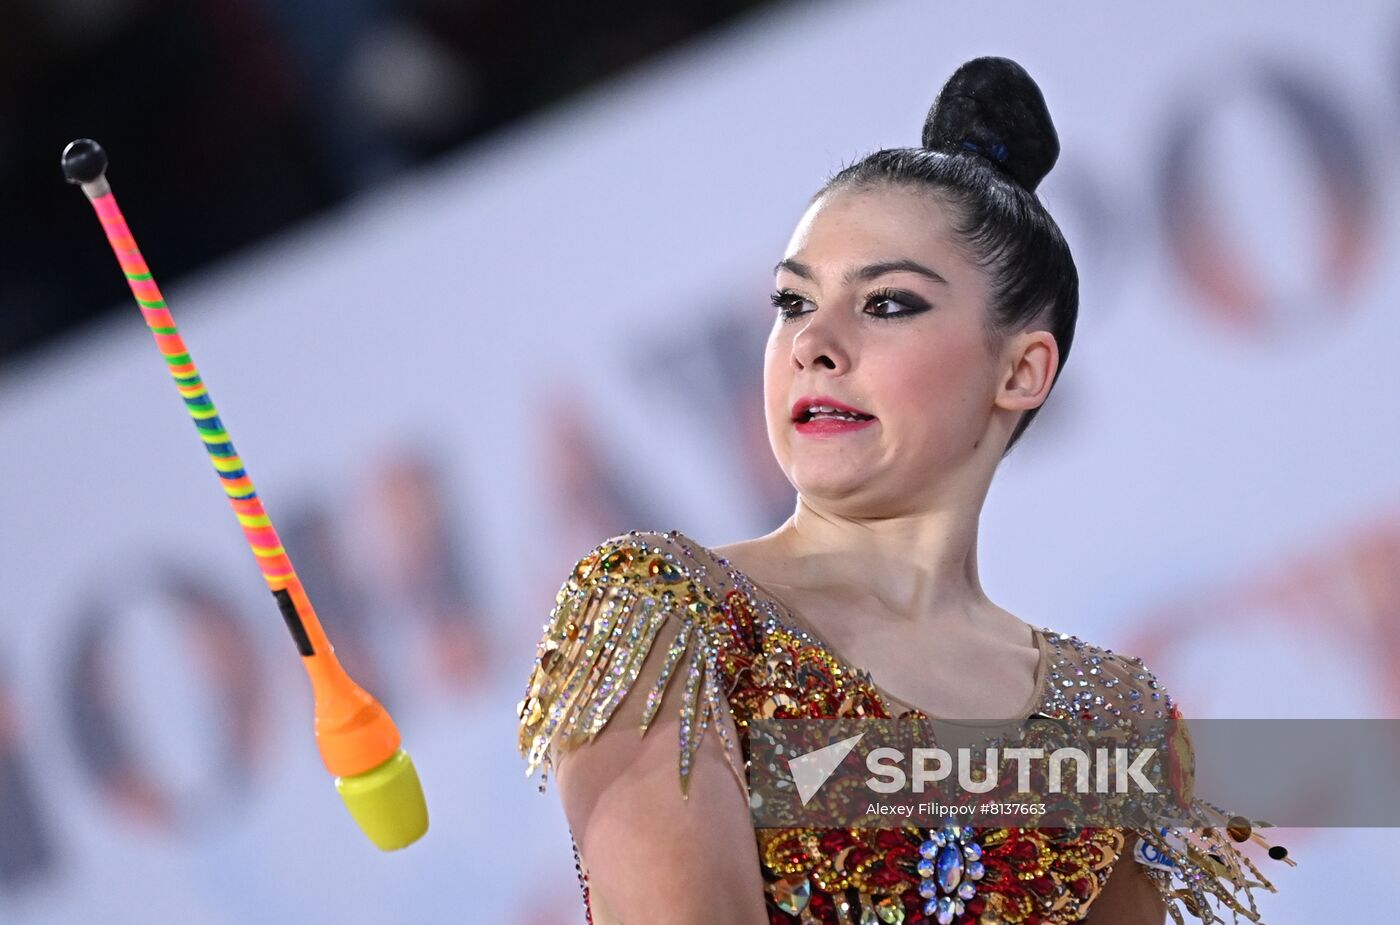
top-left (1130, 692), bottom-right (1294, 923)
top-left (1044, 632), bottom-right (1294, 923)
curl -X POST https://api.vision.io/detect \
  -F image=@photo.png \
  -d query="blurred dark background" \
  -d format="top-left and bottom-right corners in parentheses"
top-left (0, 0), bottom-right (781, 363)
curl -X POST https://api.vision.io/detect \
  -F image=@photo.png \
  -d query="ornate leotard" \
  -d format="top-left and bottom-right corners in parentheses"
top-left (518, 530), bottom-right (1284, 924)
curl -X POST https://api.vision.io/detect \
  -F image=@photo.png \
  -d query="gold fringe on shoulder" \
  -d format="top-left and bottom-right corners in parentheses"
top-left (1133, 800), bottom-right (1293, 924)
top-left (517, 532), bottom-right (746, 797)
top-left (1131, 702), bottom-right (1296, 923)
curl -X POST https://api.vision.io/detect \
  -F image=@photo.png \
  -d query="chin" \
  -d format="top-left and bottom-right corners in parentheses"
top-left (792, 469), bottom-right (871, 503)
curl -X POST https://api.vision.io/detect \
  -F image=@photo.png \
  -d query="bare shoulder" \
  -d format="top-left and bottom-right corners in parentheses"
top-left (708, 532), bottom-right (792, 592)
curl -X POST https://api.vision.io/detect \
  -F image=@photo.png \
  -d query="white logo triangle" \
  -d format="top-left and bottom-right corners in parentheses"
top-left (787, 733), bottom-right (865, 806)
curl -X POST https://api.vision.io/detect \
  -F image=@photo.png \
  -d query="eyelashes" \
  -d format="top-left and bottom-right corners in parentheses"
top-left (768, 289), bottom-right (804, 319)
top-left (768, 287), bottom-right (932, 323)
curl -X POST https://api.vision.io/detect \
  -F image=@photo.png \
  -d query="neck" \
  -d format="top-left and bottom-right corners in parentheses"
top-left (765, 494), bottom-right (995, 631)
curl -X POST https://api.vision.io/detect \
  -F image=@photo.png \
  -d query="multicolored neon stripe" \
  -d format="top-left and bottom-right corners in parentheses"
top-left (72, 164), bottom-right (428, 832)
top-left (89, 194), bottom-right (299, 594)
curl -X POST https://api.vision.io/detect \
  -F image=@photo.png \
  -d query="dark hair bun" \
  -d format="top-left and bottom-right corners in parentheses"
top-left (921, 56), bottom-right (1059, 193)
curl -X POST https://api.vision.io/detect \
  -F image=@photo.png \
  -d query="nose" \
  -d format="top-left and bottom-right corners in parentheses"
top-left (791, 311), bottom-right (848, 373)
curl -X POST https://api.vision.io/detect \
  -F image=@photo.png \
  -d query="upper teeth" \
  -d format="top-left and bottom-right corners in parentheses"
top-left (808, 405), bottom-right (861, 415)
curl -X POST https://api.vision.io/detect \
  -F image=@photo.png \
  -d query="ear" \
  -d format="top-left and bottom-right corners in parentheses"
top-left (994, 328), bottom-right (1058, 413)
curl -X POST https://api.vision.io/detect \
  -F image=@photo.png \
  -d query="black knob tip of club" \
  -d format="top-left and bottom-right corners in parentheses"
top-left (61, 139), bottom-right (108, 184)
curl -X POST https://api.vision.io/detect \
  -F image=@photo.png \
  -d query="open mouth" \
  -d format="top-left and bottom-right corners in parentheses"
top-left (795, 405), bottom-right (876, 424)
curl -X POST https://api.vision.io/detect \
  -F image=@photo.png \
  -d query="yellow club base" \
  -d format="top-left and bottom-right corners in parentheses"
top-left (336, 748), bottom-right (429, 851)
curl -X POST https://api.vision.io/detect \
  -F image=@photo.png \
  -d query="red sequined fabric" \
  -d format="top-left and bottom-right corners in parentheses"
top-left (519, 531), bottom-right (1283, 925)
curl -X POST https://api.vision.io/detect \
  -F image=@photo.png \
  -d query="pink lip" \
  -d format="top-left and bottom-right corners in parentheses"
top-left (790, 395), bottom-right (874, 421)
top-left (794, 416), bottom-right (877, 437)
top-left (790, 395), bottom-right (877, 437)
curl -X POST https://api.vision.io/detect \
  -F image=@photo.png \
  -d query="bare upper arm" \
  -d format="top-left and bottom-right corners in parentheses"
top-left (552, 616), bottom-right (769, 925)
top-left (1082, 833), bottom-right (1167, 925)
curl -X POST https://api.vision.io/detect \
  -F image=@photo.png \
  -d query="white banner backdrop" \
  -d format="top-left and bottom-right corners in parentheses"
top-left (3, 0), bottom-right (1398, 920)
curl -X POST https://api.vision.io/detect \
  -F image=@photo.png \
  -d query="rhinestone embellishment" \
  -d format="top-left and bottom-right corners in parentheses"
top-left (917, 817), bottom-right (984, 923)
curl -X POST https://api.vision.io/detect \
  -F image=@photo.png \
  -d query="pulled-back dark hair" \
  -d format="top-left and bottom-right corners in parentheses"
top-left (815, 57), bottom-right (1077, 456)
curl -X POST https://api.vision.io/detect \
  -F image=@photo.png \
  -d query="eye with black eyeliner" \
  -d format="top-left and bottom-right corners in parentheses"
top-left (769, 288), bottom-right (810, 322)
top-left (768, 287), bottom-right (930, 322)
top-left (863, 287), bottom-right (930, 319)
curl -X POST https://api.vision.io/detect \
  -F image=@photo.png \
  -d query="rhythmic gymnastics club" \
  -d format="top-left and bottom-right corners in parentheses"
top-left (60, 138), bottom-right (428, 851)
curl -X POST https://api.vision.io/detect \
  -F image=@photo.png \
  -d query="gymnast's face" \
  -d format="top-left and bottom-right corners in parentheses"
top-left (764, 184), bottom-right (1040, 515)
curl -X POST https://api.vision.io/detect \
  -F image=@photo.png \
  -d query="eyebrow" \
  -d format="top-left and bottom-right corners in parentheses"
top-left (773, 258), bottom-right (949, 287)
